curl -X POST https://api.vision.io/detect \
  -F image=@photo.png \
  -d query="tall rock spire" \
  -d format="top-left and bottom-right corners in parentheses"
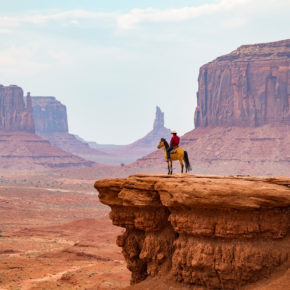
top-left (153, 106), bottom-right (165, 131)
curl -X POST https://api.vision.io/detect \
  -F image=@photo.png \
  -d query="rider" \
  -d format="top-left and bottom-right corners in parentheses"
top-left (167, 130), bottom-right (180, 161)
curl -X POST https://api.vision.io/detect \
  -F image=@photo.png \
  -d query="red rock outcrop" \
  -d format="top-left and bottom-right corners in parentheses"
top-left (94, 174), bottom-right (290, 289)
top-left (194, 39), bottom-right (290, 128)
top-left (0, 85), bottom-right (34, 132)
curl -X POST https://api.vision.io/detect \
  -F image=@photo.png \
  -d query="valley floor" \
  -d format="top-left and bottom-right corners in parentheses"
top-left (0, 176), bottom-right (130, 289)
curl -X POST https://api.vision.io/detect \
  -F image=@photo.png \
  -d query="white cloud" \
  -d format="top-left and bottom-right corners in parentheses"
top-left (221, 17), bottom-right (247, 29)
top-left (116, 0), bottom-right (252, 29)
top-left (0, 0), bottom-right (282, 30)
top-left (0, 43), bottom-right (53, 78)
top-left (0, 9), bottom-right (116, 28)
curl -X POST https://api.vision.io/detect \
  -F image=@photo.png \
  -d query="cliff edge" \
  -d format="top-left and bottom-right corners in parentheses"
top-left (95, 174), bottom-right (290, 289)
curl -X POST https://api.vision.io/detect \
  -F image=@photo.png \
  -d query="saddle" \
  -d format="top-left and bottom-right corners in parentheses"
top-left (170, 146), bottom-right (179, 155)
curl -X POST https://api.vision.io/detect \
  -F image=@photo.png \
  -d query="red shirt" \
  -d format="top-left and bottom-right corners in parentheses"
top-left (170, 135), bottom-right (180, 146)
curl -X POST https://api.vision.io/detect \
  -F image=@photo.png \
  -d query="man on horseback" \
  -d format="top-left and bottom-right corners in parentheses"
top-left (167, 130), bottom-right (180, 161)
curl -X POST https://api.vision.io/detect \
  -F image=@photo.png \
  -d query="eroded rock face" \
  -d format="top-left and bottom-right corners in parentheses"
top-left (0, 85), bottom-right (35, 132)
top-left (32, 96), bottom-right (68, 134)
top-left (194, 39), bottom-right (290, 128)
top-left (94, 174), bottom-right (290, 289)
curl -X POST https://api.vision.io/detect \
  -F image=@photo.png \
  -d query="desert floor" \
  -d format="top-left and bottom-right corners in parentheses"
top-left (0, 170), bottom-right (130, 290)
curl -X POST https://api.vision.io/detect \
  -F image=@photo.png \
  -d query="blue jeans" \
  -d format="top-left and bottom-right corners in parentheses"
top-left (166, 146), bottom-right (174, 160)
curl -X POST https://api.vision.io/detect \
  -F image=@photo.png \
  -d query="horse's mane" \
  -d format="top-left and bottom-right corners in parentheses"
top-left (161, 138), bottom-right (169, 149)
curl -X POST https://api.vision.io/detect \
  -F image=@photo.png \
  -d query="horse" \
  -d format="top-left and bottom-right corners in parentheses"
top-left (157, 138), bottom-right (191, 175)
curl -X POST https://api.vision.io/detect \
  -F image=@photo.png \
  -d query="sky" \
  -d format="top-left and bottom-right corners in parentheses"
top-left (0, 0), bottom-right (289, 144)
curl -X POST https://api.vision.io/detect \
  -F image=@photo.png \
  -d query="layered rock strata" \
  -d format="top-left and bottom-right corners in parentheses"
top-left (0, 85), bottom-right (34, 132)
top-left (194, 39), bottom-right (290, 128)
top-left (95, 174), bottom-right (290, 289)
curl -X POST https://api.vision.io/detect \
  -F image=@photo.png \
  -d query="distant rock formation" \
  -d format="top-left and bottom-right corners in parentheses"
top-left (128, 106), bottom-right (171, 147)
top-left (32, 97), bottom-right (68, 134)
top-left (153, 106), bottom-right (165, 131)
top-left (95, 174), bottom-right (290, 289)
top-left (129, 39), bottom-right (290, 176)
top-left (31, 96), bottom-right (106, 162)
top-left (0, 85), bottom-right (34, 132)
top-left (194, 39), bottom-right (290, 128)
top-left (0, 85), bottom-right (93, 170)
top-left (90, 106), bottom-right (171, 164)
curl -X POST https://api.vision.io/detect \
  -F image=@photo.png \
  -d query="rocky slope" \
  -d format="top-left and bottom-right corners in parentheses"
top-left (0, 85), bottom-right (93, 170)
top-left (0, 85), bottom-right (34, 132)
top-left (94, 174), bottom-right (290, 289)
top-left (0, 132), bottom-right (93, 170)
top-left (132, 124), bottom-right (290, 176)
top-left (31, 96), bottom-right (106, 162)
top-left (129, 39), bottom-right (290, 176)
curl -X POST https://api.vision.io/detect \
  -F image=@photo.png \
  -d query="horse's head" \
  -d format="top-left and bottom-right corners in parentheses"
top-left (157, 138), bottom-right (166, 149)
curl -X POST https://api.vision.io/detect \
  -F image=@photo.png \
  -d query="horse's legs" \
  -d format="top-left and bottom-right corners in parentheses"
top-left (179, 159), bottom-right (184, 173)
top-left (170, 160), bottom-right (173, 175)
top-left (167, 161), bottom-right (170, 175)
top-left (184, 158), bottom-right (187, 173)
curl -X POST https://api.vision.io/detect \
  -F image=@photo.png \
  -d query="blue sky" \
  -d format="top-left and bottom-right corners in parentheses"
top-left (0, 0), bottom-right (289, 144)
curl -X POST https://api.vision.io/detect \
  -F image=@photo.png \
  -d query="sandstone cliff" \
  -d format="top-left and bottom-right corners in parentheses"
top-left (194, 39), bottom-right (290, 128)
top-left (0, 85), bottom-right (34, 132)
top-left (95, 174), bottom-right (290, 289)
top-left (32, 97), bottom-right (68, 133)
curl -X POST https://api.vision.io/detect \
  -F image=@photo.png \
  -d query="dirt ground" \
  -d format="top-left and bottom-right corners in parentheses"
top-left (0, 171), bottom-right (130, 290)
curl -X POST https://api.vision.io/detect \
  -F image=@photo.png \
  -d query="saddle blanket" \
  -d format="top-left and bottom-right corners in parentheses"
top-left (170, 146), bottom-right (179, 154)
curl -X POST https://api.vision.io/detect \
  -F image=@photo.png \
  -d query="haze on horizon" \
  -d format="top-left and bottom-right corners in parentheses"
top-left (0, 0), bottom-right (289, 144)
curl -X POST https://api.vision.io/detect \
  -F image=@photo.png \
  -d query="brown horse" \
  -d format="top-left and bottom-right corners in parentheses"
top-left (157, 138), bottom-right (191, 175)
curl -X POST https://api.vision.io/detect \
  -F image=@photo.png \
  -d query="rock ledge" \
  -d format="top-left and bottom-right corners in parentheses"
top-left (95, 174), bottom-right (290, 289)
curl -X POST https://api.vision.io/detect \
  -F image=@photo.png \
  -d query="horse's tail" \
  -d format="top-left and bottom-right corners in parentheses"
top-left (184, 151), bottom-right (192, 172)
